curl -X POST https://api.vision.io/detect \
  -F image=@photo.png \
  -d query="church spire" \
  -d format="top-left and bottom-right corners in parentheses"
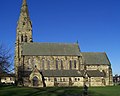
top-left (20, 0), bottom-right (29, 17)
top-left (15, 0), bottom-right (33, 85)
top-left (17, 0), bottom-right (33, 42)
top-left (19, 0), bottom-right (30, 21)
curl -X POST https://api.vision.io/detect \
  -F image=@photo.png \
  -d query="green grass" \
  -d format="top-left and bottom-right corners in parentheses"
top-left (89, 86), bottom-right (120, 96)
top-left (0, 86), bottom-right (120, 96)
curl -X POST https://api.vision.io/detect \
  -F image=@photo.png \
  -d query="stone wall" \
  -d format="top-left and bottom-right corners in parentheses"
top-left (1, 77), bottom-right (15, 84)
top-left (45, 77), bottom-right (84, 87)
top-left (86, 64), bottom-right (113, 86)
top-left (22, 56), bottom-right (81, 71)
top-left (90, 77), bottom-right (105, 86)
top-left (20, 55), bottom-right (113, 87)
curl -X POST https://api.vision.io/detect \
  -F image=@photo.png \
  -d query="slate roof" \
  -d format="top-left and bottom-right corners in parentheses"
top-left (0, 73), bottom-right (15, 77)
top-left (22, 70), bottom-right (105, 77)
top-left (81, 52), bottom-right (110, 65)
top-left (22, 70), bottom-right (83, 77)
top-left (41, 70), bottom-right (83, 77)
top-left (86, 70), bottom-right (105, 77)
top-left (22, 43), bottom-right (80, 56)
top-left (1, 70), bottom-right (104, 77)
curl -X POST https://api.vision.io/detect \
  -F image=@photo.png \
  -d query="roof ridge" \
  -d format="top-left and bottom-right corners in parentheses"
top-left (35, 42), bottom-right (77, 44)
top-left (23, 42), bottom-right (78, 45)
top-left (81, 52), bottom-right (106, 54)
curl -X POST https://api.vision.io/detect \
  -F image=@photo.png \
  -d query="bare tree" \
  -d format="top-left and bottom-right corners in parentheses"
top-left (0, 44), bottom-right (14, 83)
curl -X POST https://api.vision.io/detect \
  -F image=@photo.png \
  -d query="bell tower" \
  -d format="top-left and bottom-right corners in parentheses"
top-left (14, 0), bottom-right (33, 80)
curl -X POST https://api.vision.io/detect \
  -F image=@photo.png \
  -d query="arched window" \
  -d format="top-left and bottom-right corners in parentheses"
top-left (61, 60), bottom-right (63, 70)
top-left (69, 60), bottom-right (72, 69)
top-left (63, 78), bottom-right (65, 82)
top-left (23, 22), bottom-right (25, 25)
top-left (56, 60), bottom-right (59, 70)
top-left (21, 35), bottom-right (23, 42)
top-left (25, 35), bottom-right (27, 42)
top-left (75, 78), bottom-right (77, 82)
top-left (74, 60), bottom-right (77, 68)
top-left (47, 60), bottom-right (50, 70)
top-left (54, 78), bottom-right (57, 81)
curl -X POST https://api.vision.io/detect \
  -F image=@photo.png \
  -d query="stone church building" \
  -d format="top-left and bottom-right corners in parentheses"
top-left (14, 0), bottom-right (113, 87)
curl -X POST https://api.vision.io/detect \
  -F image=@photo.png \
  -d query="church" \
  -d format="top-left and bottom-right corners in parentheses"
top-left (14, 0), bottom-right (113, 87)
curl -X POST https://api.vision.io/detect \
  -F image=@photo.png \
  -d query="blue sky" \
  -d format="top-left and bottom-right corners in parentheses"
top-left (0, 0), bottom-right (120, 75)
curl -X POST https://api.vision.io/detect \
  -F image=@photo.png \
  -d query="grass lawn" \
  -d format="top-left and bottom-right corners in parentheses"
top-left (0, 86), bottom-right (120, 96)
top-left (89, 86), bottom-right (120, 96)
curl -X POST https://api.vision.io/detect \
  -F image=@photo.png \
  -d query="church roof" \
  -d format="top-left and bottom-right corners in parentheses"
top-left (0, 73), bottom-right (15, 77)
top-left (41, 70), bottom-right (83, 77)
top-left (22, 70), bottom-right (105, 77)
top-left (22, 42), bottom-right (80, 56)
top-left (81, 52), bottom-right (110, 65)
top-left (86, 70), bottom-right (105, 77)
top-left (22, 70), bottom-right (83, 77)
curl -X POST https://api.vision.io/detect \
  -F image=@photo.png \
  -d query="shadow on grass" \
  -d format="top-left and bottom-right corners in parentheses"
top-left (1, 86), bottom-right (120, 96)
top-left (22, 87), bottom-right (83, 96)
top-left (0, 85), bottom-right (16, 90)
top-left (89, 91), bottom-right (105, 96)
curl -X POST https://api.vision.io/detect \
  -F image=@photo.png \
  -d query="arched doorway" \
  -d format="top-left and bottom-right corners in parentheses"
top-left (33, 76), bottom-right (38, 86)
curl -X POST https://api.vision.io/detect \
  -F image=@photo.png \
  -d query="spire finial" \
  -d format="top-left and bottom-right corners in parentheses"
top-left (22, 0), bottom-right (27, 6)
top-left (20, 0), bottom-right (29, 16)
